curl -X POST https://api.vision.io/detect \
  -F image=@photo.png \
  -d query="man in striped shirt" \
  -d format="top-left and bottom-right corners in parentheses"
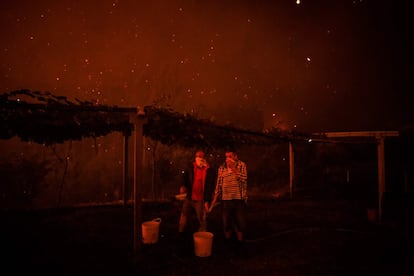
top-left (211, 149), bottom-right (247, 243)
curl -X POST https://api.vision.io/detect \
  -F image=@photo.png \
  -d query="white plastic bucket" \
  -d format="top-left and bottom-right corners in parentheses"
top-left (193, 231), bottom-right (214, 257)
top-left (141, 218), bottom-right (162, 244)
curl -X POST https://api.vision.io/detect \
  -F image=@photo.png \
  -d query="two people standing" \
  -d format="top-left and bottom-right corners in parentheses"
top-left (179, 148), bottom-right (248, 244)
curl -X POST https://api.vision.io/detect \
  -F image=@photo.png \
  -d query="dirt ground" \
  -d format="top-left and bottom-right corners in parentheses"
top-left (2, 196), bottom-right (414, 275)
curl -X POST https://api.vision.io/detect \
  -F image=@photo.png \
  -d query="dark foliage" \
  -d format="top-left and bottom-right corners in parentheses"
top-left (143, 105), bottom-right (311, 150)
top-left (1, 90), bottom-right (311, 148)
top-left (0, 90), bottom-right (134, 145)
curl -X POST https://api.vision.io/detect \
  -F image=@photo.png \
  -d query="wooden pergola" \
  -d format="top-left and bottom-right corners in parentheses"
top-left (126, 106), bottom-right (401, 250)
top-left (288, 131), bottom-right (399, 223)
top-left (3, 90), bottom-right (309, 252)
top-left (2, 90), bottom-right (402, 252)
top-left (130, 114), bottom-right (400, 250)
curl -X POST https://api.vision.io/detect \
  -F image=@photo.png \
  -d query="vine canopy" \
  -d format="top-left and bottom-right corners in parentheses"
top-left (1, 90), bottom-right (311, 148)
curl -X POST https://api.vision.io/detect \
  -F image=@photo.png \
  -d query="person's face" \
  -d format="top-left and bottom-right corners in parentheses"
top-left (225, 152), bottom-right (236, 163)
top-left (195, 151), bottom-right (206, 167)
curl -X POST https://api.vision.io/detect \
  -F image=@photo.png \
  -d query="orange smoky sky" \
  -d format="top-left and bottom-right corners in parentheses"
top-left (0, 0), bottom-right (411, 132)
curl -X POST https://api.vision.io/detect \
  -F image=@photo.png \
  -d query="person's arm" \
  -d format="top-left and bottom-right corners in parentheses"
top-left (236, 161), bottom-right (247, 184)
top-left (203, 167), bottom-right (215, 211)
top-left (208, 192), bottom-right (219, 213)
top-left (238, 161), bottom-right (248, 201)
top-left (208, 167), bottom-right (222, 213)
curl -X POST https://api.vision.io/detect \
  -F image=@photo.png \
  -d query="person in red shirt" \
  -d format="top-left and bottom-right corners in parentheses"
top-left (178, 150), bottom-right (216, 233)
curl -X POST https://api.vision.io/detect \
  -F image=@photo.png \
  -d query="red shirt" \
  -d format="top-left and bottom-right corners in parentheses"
top-left (192, 164), bottom-right (207, 201)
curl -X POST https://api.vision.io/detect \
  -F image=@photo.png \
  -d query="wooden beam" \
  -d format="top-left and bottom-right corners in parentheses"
top-left (322, 131), bottom-right (399, 138)
top-left (289, 141), bottom-right (294, 198)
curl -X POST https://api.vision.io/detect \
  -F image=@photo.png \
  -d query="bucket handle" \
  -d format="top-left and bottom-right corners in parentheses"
top-left (152, 218), bottom-right (162, 223)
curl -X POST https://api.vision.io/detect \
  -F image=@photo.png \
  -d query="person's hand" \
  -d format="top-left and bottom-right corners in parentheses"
top-left (207, 200), bottom-right (218, 213)
top-left (226, 158), bottom-right (237, 173)
top-left (179, 186), bottom-right (187, 194)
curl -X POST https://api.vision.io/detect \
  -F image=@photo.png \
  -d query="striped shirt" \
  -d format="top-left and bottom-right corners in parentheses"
top-left (214, 160), bottom-right (247, 200)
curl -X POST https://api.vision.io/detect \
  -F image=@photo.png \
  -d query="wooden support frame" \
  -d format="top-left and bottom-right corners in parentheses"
top-left (122, 133), bottom-right (130, 206)
top-left (322, 131), bottom-right (399, 223)
top-left (289, 141), bottom-right (294, 199)
top-left (130, 111), bottom-right (146, 252)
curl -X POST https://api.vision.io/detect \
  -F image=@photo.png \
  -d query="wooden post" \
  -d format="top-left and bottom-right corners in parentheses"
top-left (131, 111), bottom-right (146, 252)
top-left (123, 132), bottom-right (129, 207)
top-left (377, 136), bottom-right (385, 223)
top-left (289, 141), bottom-right (294, 199)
